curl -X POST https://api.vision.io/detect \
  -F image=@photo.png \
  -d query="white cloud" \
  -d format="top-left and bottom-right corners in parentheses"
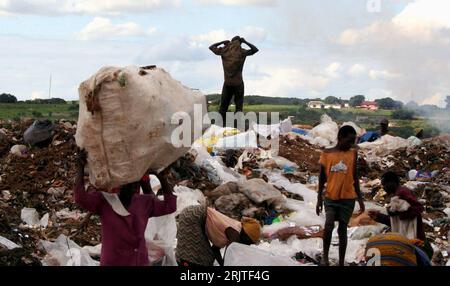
top-left (75, 17), bottom-right (156, 41)
top-left (190, 26), bottom-right (267, 47)
top-left (0, 0), bottom-right (180, 16)
top-left (137, 37), bottom-right (209, 63)
top-left (348, 64), bottom-right (367, 77)
top-left (246, 67), bottom-right (330, 97)
top-left (325, 62), bottom-right (341, 79)
top-left (335, 0), bottom-right (450, 104)
top-left (197, 0), bottom-right (277, 6)
top-left (338, 0), bottom-right (450, 45)
top-left (369, 69), bottom-right (400, 80)
top-left (393, 0), bottom-right (450, 32)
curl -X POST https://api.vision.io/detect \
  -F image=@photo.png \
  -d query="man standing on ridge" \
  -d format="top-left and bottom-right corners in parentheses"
top-left (210, 36), bottom-right (259, 126)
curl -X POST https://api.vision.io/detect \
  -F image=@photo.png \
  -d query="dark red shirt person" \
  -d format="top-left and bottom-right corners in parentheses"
top-left (73, 150), bottom-right (176, 266)
top-left (369, 172), bottom-right (425, 241)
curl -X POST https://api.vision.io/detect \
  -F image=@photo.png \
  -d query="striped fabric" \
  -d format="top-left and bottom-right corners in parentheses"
top-left (365, 233), bottom-right (418, 266)
top-left (176, 205), bottom-right (216, 266)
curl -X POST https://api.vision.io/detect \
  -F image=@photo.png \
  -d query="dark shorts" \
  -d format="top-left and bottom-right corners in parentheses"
top-left (324, 199), bottom-right (356, 224)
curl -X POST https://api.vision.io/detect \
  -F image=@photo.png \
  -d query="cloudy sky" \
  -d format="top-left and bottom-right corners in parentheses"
top-left (1, 0), bottom-right (449, 107)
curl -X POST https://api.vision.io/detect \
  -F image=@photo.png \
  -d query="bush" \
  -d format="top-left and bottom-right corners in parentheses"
top-left (0, 93), bottom-right (18, 103)
top-left (31, 111), bottom-right (43, 118)
top-left (392, 109), bottom-right (415, 120)
top-left (68, 104), bottom-right (79, 111)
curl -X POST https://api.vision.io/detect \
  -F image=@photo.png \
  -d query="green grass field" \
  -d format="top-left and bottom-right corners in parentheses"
top-left (0, 102), bottom-right (444, 138)
top-left (0, 103), bottom-right (78, 121)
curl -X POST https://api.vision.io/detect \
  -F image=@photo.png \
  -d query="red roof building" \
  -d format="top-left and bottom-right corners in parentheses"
top-left (359, 101), bottom-right (379, 110)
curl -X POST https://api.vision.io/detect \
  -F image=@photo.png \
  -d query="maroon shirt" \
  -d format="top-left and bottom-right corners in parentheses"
top-left (375, 186), bottom-right (426, 241)
top-left (74, 184), bottom-right (176, 266)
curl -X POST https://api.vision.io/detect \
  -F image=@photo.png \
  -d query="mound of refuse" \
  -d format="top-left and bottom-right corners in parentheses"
top-left (1, 110), bottom-right (449, 266)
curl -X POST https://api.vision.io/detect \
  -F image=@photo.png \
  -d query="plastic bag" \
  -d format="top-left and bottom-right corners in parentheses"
top-left (201, 158), bottom-right (243, 185)
top-left (173, 186), bottom-right (206, 216)
top-left (10, 145), bottom-right (28, 158)
top-left (308, 114), bottom-right (339, 147)
top-left (237, 178), bottom-right (285, 206)
top-left (224, 243), bottom-right (300, 266)
top-left (0, 236), bottom-right (21, 250)
top-left (24, 120), bottom-right (55, 146)
top-left (145, 213), bottom-right (178, 266)
top-left (39, 235), bottom-right (99, 266)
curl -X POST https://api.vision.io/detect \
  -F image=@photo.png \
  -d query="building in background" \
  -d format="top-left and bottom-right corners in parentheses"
top-left (359, 101), bottom-right (379, 110)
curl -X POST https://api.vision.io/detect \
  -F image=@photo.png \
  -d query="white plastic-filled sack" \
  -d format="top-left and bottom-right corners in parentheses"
top-left (224, 243), bottom-right (300, 266)
top-left (76, 66), bottom-right (207, 189)
top-left (237, 178), bottom-right (285, 206)
top-left (308, 114), bottom-right (338, 147)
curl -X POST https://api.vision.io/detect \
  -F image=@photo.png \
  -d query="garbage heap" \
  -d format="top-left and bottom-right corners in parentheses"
top-left (0, 114), bottom-right (449, 266)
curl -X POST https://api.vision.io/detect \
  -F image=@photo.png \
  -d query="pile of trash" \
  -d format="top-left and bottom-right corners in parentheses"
top-left (1, 111), bottom-right (449, 266)
top-left (0, 118), bottom-right (101, 266)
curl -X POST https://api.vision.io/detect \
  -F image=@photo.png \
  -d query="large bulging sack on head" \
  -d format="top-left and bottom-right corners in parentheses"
top-left (75, 66), bottom-right (207, 189)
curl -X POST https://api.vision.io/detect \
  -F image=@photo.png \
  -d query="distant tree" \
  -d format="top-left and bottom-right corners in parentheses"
top-left (0, 93), bottom-right (18, 103)
top-left (446, 96), bottom-right (450, 109)
top-left (394, 100), bottom-right (404, 109)
top-left (349, 95), bottom-right (365, 107)
top-left (375, 97), bottom-right (403, 110)
top-left (392, 109), bottom-right (415, 120)
top-left (324, 96), bottom-right (341, 104)
top-left (405, 101), bottom-right (419, 110)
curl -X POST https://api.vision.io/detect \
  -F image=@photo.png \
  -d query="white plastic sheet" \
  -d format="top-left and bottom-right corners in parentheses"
top-left (358, 135), bottom-right (414, 163)
top-left (145, 214), bottom-right (178, 266)
top-left (285, 199), bottom-right (325, 228)
top-left (173, 186), bottom-right (206, 216)
top-left (266, 170), bottom-right (318, 205)
top-left (39, 235), bottom-right (99, 266)
top-left (224, 243), bottom-right (301, 266)
top-left (201, 158), bottom-right (243, 185)
top-left (215, 131), bottom-right (258, 149)
top-left (0, 236), bottom-right (21, 250)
